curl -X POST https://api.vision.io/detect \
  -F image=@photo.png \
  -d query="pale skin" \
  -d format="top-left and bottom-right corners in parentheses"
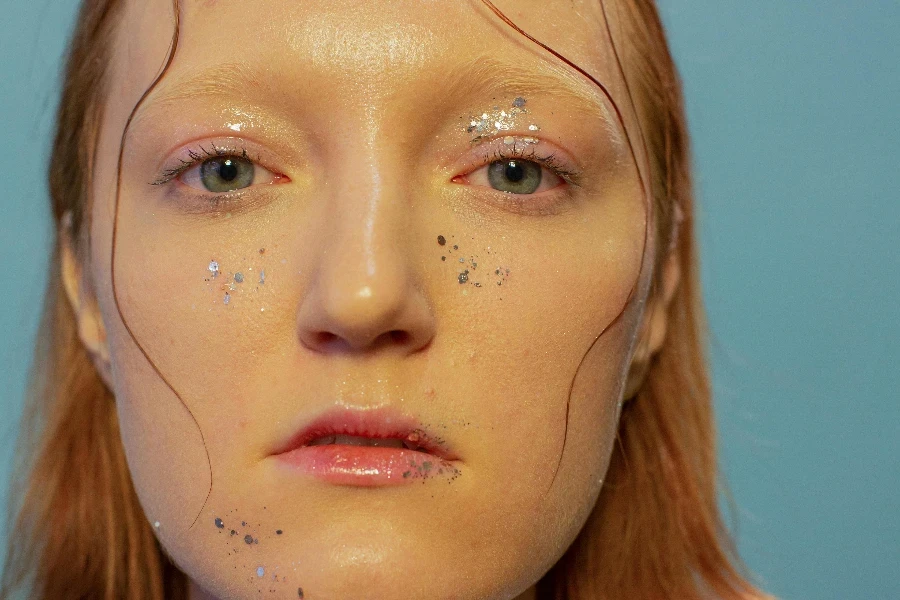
top-left (61, 0), bottom-right (679, 598)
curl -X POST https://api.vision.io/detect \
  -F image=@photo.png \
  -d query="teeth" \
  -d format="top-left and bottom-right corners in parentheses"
top-left (307, 435), bottom-right (407, 449)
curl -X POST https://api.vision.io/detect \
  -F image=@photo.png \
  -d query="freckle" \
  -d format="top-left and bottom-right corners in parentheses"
top-left (437, 235), bottom-right (446, 246)
top-left (453, 244), bottom-right (458, 250)
top-left (298, 588), bottom-right (304, 599)
top-left (259, 248), bottom-right (265, 255)
top-left (441, 256), bottom-right (446, 261)
top-left (276, 530), bottom-right (283, 535)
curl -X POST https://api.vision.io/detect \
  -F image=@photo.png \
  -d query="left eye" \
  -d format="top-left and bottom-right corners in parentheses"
top-left (181, 156), bottom-right (278, 192)
top-left (462, 159), bottom-right (563, 195)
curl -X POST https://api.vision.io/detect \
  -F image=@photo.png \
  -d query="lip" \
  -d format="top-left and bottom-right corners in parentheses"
top-left (271, 406), bottom-right (460, 486)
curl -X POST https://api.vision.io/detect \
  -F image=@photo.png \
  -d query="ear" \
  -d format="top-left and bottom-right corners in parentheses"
top-left (623, 246), bottom-right (681, 399)
top-left (60, 211), bottom-right (114, 390)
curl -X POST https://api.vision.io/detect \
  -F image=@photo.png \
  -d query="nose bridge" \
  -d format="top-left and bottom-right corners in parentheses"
top-left (326, 110), bottom-right (405, 287)
top-left (296, 115), bottom-right (431, 354)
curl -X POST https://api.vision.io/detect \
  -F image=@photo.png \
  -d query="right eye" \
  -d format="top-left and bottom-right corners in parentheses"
top-left (181, 155), bottom-right (278, 193)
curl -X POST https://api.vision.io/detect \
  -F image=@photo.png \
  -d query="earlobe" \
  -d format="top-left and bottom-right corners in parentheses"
top-left (623, 247), bottom-right (681, 400)
top-left (60, 211), bottom-right (114, 390)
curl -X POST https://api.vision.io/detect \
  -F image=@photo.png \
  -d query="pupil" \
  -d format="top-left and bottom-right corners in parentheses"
top-left (505, 161), bottom-right (525, 183)
top-left (218, 159), bottom-right (238, 182)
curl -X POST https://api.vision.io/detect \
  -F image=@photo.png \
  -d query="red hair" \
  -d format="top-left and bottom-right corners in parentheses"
top-left (1, 1), bottom-right (771, 598)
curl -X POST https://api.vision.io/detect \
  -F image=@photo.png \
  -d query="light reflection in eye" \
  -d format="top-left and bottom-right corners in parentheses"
top-left (182, 156), bottom-right (257, 193)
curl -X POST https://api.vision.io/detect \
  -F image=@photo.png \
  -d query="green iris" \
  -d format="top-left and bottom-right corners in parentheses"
top-left (487, 159), bottom-right (542, 194)
top-left (199, 156), bottom-right (254, 192)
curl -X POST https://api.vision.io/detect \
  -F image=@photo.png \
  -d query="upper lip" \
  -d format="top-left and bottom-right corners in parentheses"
top-left (271, 406), bottom-right (458, 461)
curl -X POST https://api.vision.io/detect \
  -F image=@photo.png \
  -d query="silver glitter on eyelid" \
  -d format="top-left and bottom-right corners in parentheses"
top-left (259, 270), bottom-right (266, 285)
top-left (234, 272), bottom-right (244, 283)
top-left (465, 97), bottom-right (530, 144)
top-left (208, 260), bottom-right (220, 277)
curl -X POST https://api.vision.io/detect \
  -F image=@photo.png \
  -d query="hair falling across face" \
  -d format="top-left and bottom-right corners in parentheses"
top-left (80, 0), bottom-right (658, 598)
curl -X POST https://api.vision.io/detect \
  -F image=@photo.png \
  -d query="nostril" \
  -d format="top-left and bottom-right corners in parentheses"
top-left (313, 331), bottom-right (339, 347)
top-left (388, 330), bottom-right (410, 345)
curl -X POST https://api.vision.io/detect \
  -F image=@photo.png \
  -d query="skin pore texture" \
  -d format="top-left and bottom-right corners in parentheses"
top-left (61, 0), bottom-right (673, 598)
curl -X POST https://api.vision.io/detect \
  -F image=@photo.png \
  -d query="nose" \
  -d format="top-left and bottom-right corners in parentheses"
top-left (295, 160), bottom-right (435, 355)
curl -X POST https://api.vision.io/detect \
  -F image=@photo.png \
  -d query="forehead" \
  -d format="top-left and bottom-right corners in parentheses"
top-left (112, 0), bottom-right (623, 115)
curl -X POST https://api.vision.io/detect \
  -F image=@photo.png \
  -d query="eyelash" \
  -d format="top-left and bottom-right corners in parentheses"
top-left (148, 138), bottom-right (581, 198)
top-left (151, 142), bottom-right (258, 187)
top-left (477, 142), bottom-right (582, 188)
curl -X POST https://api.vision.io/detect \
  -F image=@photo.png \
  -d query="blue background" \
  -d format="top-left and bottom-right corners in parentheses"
top-left (1, 2), bottom-right (898, 598)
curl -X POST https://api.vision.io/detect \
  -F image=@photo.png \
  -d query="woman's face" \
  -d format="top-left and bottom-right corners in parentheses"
top-left (81, 0), bottom-right (653, 598)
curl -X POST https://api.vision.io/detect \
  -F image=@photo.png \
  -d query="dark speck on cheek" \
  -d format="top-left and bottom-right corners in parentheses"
top-left (298, 588), bottom-right (304, 598)
top-left (244, 534), bottom-right (253, 545)
top-left (214, 517), bottom-right (224, 529)
top-left (437, 235), bottom-right (446, 246)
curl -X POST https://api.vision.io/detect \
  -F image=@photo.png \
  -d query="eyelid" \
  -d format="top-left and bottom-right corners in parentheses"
top-left (149, 137), bottom-right (286, 188)
top-left (454, 136), bottom-right (583, 188)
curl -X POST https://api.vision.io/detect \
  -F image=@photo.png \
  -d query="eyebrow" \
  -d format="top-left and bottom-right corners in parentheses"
top-left (133, 55), bottom-right (617, 131)
top-left (440, 56), bottom-right (616, 125)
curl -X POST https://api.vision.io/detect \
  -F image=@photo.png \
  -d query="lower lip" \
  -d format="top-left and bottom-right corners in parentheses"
top-left (274, 445), bottom-right (457, 486)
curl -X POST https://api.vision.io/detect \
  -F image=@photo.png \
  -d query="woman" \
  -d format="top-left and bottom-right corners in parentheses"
top-left (1, 0), bottom-right (772, 598)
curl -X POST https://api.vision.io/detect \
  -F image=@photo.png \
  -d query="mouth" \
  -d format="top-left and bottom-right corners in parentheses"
top-left (271, 407), bottom-right (460, 486)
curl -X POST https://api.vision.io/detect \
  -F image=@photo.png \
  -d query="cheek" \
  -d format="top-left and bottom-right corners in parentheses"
top-left (95, 165), bottom-right (645, 598)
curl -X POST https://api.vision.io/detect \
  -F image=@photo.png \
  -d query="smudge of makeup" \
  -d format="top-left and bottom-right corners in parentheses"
top-left (401, 456), bottom-right (461, 484)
